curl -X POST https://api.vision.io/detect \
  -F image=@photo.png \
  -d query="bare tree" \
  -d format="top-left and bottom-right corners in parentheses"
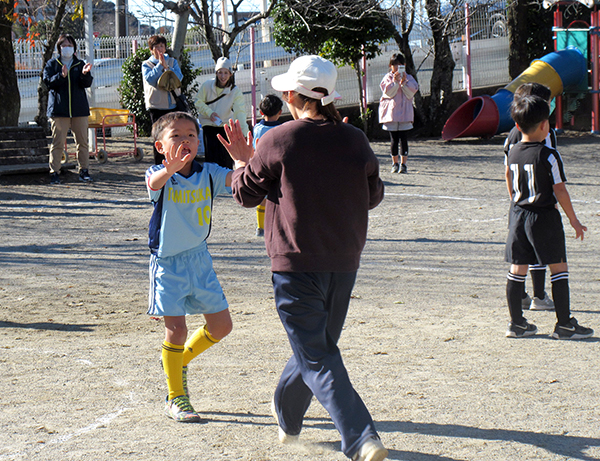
top-left (151, 0), bottom-right (277, 60)
top-left (423, 0), bottom-right (455, 134)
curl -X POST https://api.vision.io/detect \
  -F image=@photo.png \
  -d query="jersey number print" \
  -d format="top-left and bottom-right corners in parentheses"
top-left (510, 163), bottom-right (536, 204)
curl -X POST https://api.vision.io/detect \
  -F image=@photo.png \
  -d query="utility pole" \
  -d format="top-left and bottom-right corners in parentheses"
top-left (221, 0), bottom-right (229, 45)
top-left (115, 0), bottom-right (127, 57)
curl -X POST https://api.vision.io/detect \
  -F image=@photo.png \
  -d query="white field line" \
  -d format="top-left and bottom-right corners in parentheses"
top-left (0, 348), bottom-right (135, 460)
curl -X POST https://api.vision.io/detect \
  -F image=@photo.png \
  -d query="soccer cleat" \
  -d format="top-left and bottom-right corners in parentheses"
top-left (271, 399), bottom-right (299, 444)
top-left (551, 318), bottom-right (593, 340)
top-left (79, 169), bottom-right (93, 182)
top-left (256, 227), bottom-right (264, 237)
top-left (391, 163), bottom-right (400, 173)
top-left (164, 395), bottom-right (201, 423)
top-left (521, 293), bottom-right (532, 310)
top-left (352, 437), bottom-right (389, 461)
top-left (531, 293), bottom-right (555, 311)
top-left (400, 163), bottom-right (407, 174)
top-left (506, 319), bottom-right (538, 338)
top-left (50, 172), bottom-right (61, 185)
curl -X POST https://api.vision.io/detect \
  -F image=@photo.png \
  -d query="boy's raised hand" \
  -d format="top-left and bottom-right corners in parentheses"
top-left (163, 143), bottom-right (191, 175)
top-left (218, 119), bottom-right (254, 167)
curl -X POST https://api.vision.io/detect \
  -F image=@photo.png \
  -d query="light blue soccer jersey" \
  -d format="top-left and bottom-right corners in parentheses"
top-left (146, 161), bottom-right (231, 257)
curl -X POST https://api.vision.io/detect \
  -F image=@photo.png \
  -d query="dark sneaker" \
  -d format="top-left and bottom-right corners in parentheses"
top-left (400, 163), bottom-right (407, 174)
top-left (551, 318), bottom-right (593, 339)
top-left (79, 169), bottom-right (92, 182)
top-left (256, 227), bottom-right (264, 237)
top-left (506, 319), bottom-right (537, 338)
top-left (522, 293), bottom-right (532, 310)
top-left (50, 172), bottom-right (61, 185)
top-left (391, 163), bottom-right (400, 173)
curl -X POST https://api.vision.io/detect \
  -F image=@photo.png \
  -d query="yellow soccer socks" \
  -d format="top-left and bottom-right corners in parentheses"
top-left (256, 204), bottom-right (265, 231)
top-left (162, 341), bottom-right (185, 400)
top-left (182, 325), bottom-right (220, 367)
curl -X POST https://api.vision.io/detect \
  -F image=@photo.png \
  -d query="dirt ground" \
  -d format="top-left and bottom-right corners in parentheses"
top-left (1, 132), bottom-right (599, 461)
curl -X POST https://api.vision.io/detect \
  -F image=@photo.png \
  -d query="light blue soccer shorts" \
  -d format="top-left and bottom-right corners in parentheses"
top-left (148, 244), bottom-right (229, 317)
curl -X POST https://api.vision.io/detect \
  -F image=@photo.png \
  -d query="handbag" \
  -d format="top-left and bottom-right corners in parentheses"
top-left (171, 90), bottom-right (191, 113)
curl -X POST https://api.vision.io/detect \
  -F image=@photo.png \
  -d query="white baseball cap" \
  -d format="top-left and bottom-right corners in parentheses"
top-left (215, 57), bottom-right (232, 72)
top-left (271, 55), bottom-right (341, 105)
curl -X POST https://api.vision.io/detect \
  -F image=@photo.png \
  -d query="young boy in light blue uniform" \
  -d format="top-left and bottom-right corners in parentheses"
top-left (146, 111), bottom-right (239, 422)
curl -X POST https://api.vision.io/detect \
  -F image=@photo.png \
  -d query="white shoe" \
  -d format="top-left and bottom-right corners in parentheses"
top-left (352, 437), bottom-right (388, 461)
top-left (521, 293), bottom-right (532, 310)
top-left (531, 293), bottom-right (555, 310)
top-left (271, 399), bottom-right (300, 444)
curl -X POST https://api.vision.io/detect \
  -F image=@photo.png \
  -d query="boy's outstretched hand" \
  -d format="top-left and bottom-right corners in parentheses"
top-left (218, 119), bottom-right (254, 168)
top-left (163, 143), bottom-right (191, 175)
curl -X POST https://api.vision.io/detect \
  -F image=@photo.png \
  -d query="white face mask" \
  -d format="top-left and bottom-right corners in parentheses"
top-left (61, 46), bottom-right (74, 59)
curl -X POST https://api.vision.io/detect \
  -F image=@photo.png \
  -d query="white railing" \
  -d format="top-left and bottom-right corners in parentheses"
top-left (15, 9), bottom-right (510, 126)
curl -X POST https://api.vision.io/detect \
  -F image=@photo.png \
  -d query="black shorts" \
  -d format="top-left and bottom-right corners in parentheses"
top-left (505, 205), bottom-right (567, 265)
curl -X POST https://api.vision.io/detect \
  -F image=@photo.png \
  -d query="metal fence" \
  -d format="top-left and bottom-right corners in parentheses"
top-left (15, 4), bottom-right (510, 126)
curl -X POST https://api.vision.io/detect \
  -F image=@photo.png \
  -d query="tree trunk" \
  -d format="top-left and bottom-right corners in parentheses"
top-left (507, 0), bottom-right (529, 79)
top-left (193, 0), bottom-right (226, 60)
top-left (35, 0), bottom-right (70, 134)
top-left (354, 62), bottom-right (368, 134)
top-left (424, 0), bottom-right (456, 136)
top-left (170, 0), bottom-right (192, 59)
top-left (0, 5), bottom-right (20, 127)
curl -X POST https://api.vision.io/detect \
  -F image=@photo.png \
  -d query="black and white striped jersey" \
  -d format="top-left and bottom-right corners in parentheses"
top-left (506, 141), bottom-right (567, 210)
top-left (503, 126), bottom-right (557, 164)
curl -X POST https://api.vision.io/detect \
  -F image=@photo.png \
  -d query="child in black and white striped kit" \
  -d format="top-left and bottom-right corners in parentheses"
top-left (504, 94), bottom-right (593, 339)
top-left (504, 83), bottom-right (557, 312)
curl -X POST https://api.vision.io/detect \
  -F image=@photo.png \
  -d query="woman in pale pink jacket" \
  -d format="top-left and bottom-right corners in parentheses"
top-left (379, 53), bottom-right (419, 173)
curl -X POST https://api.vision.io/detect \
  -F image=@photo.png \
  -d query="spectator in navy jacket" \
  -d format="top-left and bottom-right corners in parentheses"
top-left (43, 34), bottom-right (94, 184)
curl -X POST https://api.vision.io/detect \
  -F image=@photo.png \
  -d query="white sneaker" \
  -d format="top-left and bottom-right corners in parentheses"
top-left (521, 293), bottom-right (532, 309)
top-left (271, 399), bottom-right (300, 444)
top-left (352, 437), bottom-right (388, 461)
top-left (531, 293), bottom-right (555, 310)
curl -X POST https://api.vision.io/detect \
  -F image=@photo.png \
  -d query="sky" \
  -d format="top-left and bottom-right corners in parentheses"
top-left (126, 0), bottom-right (265, 27)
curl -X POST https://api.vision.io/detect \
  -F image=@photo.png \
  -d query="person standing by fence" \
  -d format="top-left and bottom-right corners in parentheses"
top-left (196, 57), bottom-right (248, 169)
top-left (142, 35), bottom-right (184, 164)
top-left (378, 53), bottom-right (418, 174)
top-left (43, 34), bottom-right (94, 184)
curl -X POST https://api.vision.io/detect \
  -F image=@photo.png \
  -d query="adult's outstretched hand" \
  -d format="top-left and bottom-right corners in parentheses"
top-left (217, 119), bottom-right (254, 169)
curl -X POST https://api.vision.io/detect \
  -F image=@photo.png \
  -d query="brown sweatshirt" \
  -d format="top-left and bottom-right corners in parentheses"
top-left (231, 118), bottom-right (384, 272)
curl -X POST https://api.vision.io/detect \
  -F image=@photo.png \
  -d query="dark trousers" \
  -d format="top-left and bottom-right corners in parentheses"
top-left (389, 130), bottom-right (409, 158)
top-left (203, 125), bottom-right (233, 169)
top-left (149, 108), bottom-right (177, 164)
top-left (272, 271), bottom-right (378, 458)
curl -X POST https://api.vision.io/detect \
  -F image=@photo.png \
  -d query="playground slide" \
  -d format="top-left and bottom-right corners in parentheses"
top-left (441, 48), bottom-right (587, 140)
